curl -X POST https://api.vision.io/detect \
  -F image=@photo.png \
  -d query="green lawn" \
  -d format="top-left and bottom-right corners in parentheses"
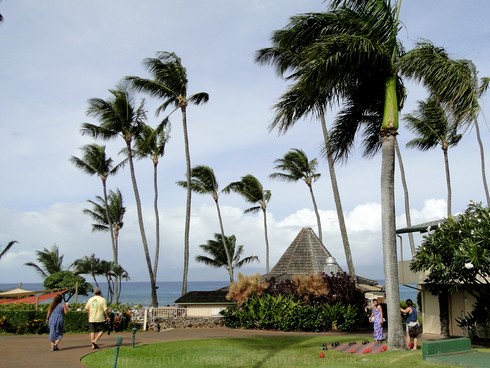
top-left (81, 335), bottom-right (463, 368)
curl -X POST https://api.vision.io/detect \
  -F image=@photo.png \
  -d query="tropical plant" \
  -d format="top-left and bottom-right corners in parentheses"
top-left (125, 51), bottom-right (209, 295)
top-left (270, 149), bottom-right (323, 242)
top-left (70, 144), bottom-right (126, 265)
top-left (255, 0), bottom-right (476, 349)
top-left (223, 175), bottom-right (272, 272)
top-left (404, 97), bottom-right (463, 216)
top-left (226, 273), bottom-right (269, 306)
top-left (0, 240), bottom-right (17, 260)
top-left (43, 270), bottom-right (92, 302)
top-left (24, 245), bottom-right (65, 279)
top-left (111, 263), bottom-right (130, 303)
top-left (133, 123), bottom-right (170, 281)
top-left (196, 233), bottom-right (259, 282)
top-left (72, 253), bottom-right (102, 287)
top-left (80, 84), bottom-right (160, 307)
top-left (177, 165), bottom-right (234, 281)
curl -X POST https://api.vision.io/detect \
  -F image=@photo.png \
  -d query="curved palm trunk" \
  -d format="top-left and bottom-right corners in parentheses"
top-left (442, 147), bottom-right (452, 217)
top-left (102, 180), bottom-right (118, 303)
top-left (262, 207), bottom-right (270, 273)
top-left (395, 139), bottom-right (416, 256)
top-left (308, 183), bottom-right (323, 243)
top-left (126, 141), bottom-right (158, 307)
top-left (181, 106), bottom-right (192, 295)
top-left (320, 112), bottom-right (356, 280)
top-left (113, 229), bottom-right (121, 304)
top-left (215, 199), bottom-right (234, 282)
top-left (153, 161), bottom-right (161, 279)
top-left (381, 76), bottom-right (405, 349)
top-left (474, 120), bottom-right (490, 206)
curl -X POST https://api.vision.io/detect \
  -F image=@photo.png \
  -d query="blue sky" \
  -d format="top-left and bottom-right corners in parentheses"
top-left (1, 1), bottom-right (489, 285)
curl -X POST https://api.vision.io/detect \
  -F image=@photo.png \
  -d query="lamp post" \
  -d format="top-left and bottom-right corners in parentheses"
top-left (113, 336), bottom-right (123, 368)
top-left (131, 327), bottom-right (138, 348)
top-left (324, 257), bottom-right (340, 275)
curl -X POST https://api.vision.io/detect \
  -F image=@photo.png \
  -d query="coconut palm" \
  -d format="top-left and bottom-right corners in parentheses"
top-left (112, 263), bottom-right (130, 303)
top-left (25, 245), bottom-right (64, 279)
top-left (177, 165), bottom-right (234, 281)
top-left (72, 253), bottom-right (103, 288)
top-left (0, 240), bottom-right (17, 260)
top-left (125, 51), bottom-right (209, 295)
top-left (70, 144), bottom-right (126, 265)
top-left (270, 149), bottom-right (323, 242)
top-left (404, 97), bottom-right (463, 217)
top-left (196, 234), bottom-right (259, 279)
top-left (133, 123), bottom-right (170, 280)
top-left (83, 189), bottom-right (126, 240)
top-left (223, 175), bottom-right (272, 273)
top-left (80, 84), bottom-right (160, 307)
top-left (255, 0), bottom-right (476, 348)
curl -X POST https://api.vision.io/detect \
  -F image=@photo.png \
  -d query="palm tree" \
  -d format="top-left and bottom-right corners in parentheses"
top-left (126, 51), bottom-right (209, 295)
top-left (72, 253), bottom-right (103, 288)
top-left (0, 240), bottom-right (17, 260)
top-left (404, 97), bottom-right (463, 217)
top-left (196, 233), bottom-right (259, 279)
top-left (255, 0), bottom-right (476, 348)
top-left (112, 263), bottom-right (130, 303)
top-left (270, 149), bottom-right (323, 242)
top-left (177, 165), bottom-right (234, 282)
top-left (80, 84), bottom-right (160, 307)
top-left (223, 175), bottom-right (272, 273)
top-left (70, 144), bottom-right (126, 264)
top-left (134, 123), bottom-right (170, 280)
top-left (25, 245), bottom-right (64, 279)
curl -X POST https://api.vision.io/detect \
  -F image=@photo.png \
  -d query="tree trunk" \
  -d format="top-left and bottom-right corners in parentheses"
top-left (262, 206), bottom-right (270, 273)
top-left (102, 179), bottom-right (118, 303)
top-left (395, 139), bottom-right (416, 256)
top-left (320, 112), bottom-right (356, 280)
top-left (381, 129), bottom-right (406, 349)
top-left (308, 183), bottom-right (323, 243)
top-left (153, 161), bottom-right (161, 280)
top-left (439, 288), bottom-right (450, 336)
top-left (442, 147), bottom-right (452, 217)
top-left (126, 141), bottom-right (158, 307)
top-left (181, 106), bottom-right (192, 296)
top-left (215, 198), bottom-right (234, 282)
top-left (474, 119), bottom-right (490, 206)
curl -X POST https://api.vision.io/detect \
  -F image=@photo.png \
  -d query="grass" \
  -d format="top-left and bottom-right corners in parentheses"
top-left (81, 335), bottom-right (463, 368)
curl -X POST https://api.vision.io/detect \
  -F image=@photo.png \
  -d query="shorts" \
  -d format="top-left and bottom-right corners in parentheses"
top-left (89, 322), bottom-right (106, 333)
top-left (406, 321), bottom-right (418, 332)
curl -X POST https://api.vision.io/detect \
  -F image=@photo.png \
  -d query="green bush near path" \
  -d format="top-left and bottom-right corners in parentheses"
top-left (81, 335), bottom-right (463, 368)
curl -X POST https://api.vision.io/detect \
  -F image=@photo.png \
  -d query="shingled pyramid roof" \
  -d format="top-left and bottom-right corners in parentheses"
top-left (264, 227), bottom-right (342, 280)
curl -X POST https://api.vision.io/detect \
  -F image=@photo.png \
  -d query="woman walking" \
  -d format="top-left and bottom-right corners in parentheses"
top-left (370, 298), bottom-right (384, 342)
top-left (46, 294), bottom-right (69, 351)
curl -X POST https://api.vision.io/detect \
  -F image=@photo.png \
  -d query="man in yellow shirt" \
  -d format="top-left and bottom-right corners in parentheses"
top-left (85, 287), bottom-right (109, 349)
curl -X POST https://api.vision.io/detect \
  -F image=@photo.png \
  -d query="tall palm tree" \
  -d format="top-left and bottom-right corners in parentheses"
top-left (80, 85), bottom-right (160, 307)
top-left (196, 233), bottom-right (259, 280)
top-left (70, 144), bottom-right (126, 265)
top-left (112, 263), bottom-right (130, 303)
top-left (125, 51), bottom-right (209, 295)
top-left (0, 240), bottom-right (17, 260)
top-left (134, 123), bottom-right (170, 280)
top-left (404, 97), bottom-right (463, 217)
top-left (255, 0), bottom-right (476, 348)
top-left (270, 149), bottom-right (323, 242)
top-left (223, 175), bottom-right (272, 273)
top-left (177, 165), bottom-right (234, 281)
top-left (25, 245), bottom-right (64, 279)
top-left (72, 253), bottom-right (103, 288)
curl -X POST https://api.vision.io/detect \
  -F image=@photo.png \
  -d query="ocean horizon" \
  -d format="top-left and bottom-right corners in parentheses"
top-left (0, 279), bottom-right (418, 307)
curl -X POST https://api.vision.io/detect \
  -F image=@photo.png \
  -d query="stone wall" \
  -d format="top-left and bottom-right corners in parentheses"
top-left (147, 317), bottom-right (225, 331)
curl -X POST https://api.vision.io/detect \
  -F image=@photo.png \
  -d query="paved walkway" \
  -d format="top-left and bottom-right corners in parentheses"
top-left (0, 328), bottom-right (439, 368)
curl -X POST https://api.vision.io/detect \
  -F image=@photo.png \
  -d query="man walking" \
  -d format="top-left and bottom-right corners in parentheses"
top-left (85, 287), bottom-right (109, 349)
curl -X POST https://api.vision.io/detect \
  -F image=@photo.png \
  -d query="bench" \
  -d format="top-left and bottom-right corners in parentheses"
top-left (422, 337), bottom-right (471, 360)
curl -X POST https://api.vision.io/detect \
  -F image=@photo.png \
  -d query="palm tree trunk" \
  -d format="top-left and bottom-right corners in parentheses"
top-left (442, 147), bottom-right (452, 217)
top-left (395, 139), bottom-right (416, 256)
top-left (126, 141), bottom-right (158, 306)
top-left (181, 106), bottom-right (192, 295)
top-left (153, 161), bottom-right (161, 279)
top-left (102, 180), bottom-right (118, 303)
top-left (320, 112), bottom-right (356, 280)
top-left (215, 199), bottom-right (234, 282)
top-left (474, 119), bottom-right (490, 206)
top-left (262, 207), bottom-right (270, 273)
top-left (308, 184), bottom-right (323, 243)
top-left (380, 129), bottom-right (405, 349)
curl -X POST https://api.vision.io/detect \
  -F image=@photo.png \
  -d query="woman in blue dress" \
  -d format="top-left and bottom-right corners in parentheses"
top-left (370, 298), bottom-right (384, 342)
top-left (46, 294), bottom-right (69, 351)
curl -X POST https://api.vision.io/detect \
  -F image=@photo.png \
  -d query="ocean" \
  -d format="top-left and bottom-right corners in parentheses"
top-left (0, 280), bottom-right (417, 307)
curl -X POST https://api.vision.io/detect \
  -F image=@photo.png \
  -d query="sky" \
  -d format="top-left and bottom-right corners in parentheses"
top-left (1, 1), bottom-right (490, 286)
